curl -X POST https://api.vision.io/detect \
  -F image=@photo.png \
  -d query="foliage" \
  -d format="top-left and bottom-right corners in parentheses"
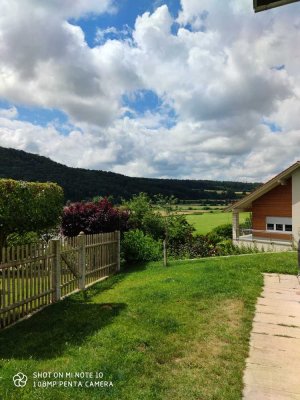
top-left (123, 194), bottom-right (195, 264)
top-left (0, 179), bottom-right (63, 247)
top-left (121, 229), bottom-right (162, 263)
top-left (169, 234), bottom-right (218, 259)
top-left (240, 215), bottom-right (252, 230)
top-left (61, 198), bottom-right (129, 237)
top-left (6, 231), bottom-right (40, 246)
top-left (209, 223), bottom-right (233, 240)
top-left (153, 194), bottom-right (178, 240)
top-left (0, 146), bottom-right (260, 202)
top-left (216, 239), bottom-right (260, 256)
top-left (168, 214), bottom-right (195, 246)
top-left (169, 220), bottom-right (262, 260)
top-left (123, 193), bottom-right (165, 240)
top-left (124, 193), bottom-right (195, 253)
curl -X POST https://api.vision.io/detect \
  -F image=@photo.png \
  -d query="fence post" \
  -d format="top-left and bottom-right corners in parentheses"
top-left (117, 231), bottom-right (121, 272)
top-left (163, 240), bottom-right (168, 267)
top-left (51, 238), bottom-right (61, 302)
top-left (79, 232), bottom-right (86, 290)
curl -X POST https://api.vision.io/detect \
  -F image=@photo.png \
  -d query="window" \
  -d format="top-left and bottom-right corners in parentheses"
top-left (266, 217), bottom-right (292, 234)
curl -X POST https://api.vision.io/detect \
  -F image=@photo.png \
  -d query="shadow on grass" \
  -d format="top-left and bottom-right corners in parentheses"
top-left (121, 261), bottom-right (149, 274)
top-left (0, 263), bottom-right (150, 361)
top-left (0, 298), bottom-right (127, 360)
top-left (74, 263), bottom-right (149, 302)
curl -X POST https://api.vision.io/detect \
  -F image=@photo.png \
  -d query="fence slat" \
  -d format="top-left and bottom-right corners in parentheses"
top-left (0, 231), bottom-right (120, 329)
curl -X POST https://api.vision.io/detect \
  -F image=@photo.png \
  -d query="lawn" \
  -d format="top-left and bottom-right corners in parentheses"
top-left (0, 252), bottom-right (297, 400)
top-left (186, 211), bottom-right (250, 234)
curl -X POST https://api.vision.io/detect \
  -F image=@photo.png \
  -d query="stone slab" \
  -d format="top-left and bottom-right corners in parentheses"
top-left (243, 274), bottom-right (300, 399)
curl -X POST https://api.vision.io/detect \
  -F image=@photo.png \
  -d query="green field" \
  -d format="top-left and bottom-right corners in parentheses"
top-left (0, 252), bottom-right (297, 400)
top-left (186, 211), bottom-right (250, 234)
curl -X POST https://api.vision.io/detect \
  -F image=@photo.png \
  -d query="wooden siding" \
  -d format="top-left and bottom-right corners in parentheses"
top-left (252, 178), bottom-right (292, 240)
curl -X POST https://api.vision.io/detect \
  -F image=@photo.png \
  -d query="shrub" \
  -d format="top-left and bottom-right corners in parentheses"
top-left (123, 193), bottom-right (195, 256)
top-left (122, 230), bottom-right (162, 263)
top-left (61, 198), bottom-right (129, 237)
top-left (169, 234), bottom-right (218, 259)
top-left (140, 212), bottom-right (165, 239)
top-left (240, 215), bottom-right (252, 230)
top-left (6, 231), bottom-right (40, 246)
top-left (215, 239), bottom-right (237, 255)
top-left (0, 179), bottom-right (63, 247)
top-left (123, 193), bottom-right (165, 240)
top-left (210, 223), bottom-right (232, 240)
top-left (168, 215), bottom-right (194, 246)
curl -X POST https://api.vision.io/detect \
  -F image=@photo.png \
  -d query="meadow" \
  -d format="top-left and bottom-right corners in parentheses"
top-left (186, 211), bottom-right (250, 234)
top-left (0, 252), bottom-right (296, 400)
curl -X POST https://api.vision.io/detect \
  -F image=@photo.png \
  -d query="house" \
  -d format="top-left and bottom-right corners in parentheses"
top-left (227, 161), bottom-right (300, 251)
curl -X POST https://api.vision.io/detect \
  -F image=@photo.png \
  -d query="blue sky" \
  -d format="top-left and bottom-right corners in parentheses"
top-left (72, 0), bottom-right (182, 47)
top-left (0, 0), bottom-right (299, 181)
top-left (1, 0), bottom-right (182, 132)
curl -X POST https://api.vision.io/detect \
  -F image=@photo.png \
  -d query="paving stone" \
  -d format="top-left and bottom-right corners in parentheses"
top-left (254, 313), bottom-right (300, 327)
top-left (251, 321), bottom-right (300, 339)
top-left (244, 385), bottom-right (300, 400)
top-left (243, 274), bottom-right (300, 399)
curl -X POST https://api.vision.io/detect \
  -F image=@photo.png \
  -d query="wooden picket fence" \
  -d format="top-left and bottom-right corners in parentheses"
top-left (0, 231), bottom-right (120, 329)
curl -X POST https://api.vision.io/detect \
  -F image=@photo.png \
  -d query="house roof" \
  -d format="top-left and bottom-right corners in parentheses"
top-left (226, 161), bottom-right (300, 211)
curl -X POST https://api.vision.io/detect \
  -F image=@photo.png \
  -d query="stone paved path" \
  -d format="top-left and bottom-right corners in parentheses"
top-left (243, 273), bottom-right (300, 400)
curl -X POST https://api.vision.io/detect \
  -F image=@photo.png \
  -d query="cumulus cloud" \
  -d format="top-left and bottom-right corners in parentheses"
top-left (0, 0), bottom-right (300, 181)
top-left (0, 106), bottom-right (18, 119)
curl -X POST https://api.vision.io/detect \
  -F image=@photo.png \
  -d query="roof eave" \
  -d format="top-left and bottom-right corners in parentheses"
top-left (226, 161), bottom-right (300, 212)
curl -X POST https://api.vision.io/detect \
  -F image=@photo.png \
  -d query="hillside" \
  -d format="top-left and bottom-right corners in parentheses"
top-left (0, 147), bottom-right (259, 202)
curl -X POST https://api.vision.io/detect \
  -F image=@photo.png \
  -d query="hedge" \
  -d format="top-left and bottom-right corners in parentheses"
top-left (0, 179), bottom-right (64, 247)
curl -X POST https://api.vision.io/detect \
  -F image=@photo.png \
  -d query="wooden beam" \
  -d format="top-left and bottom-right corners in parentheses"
top-left (254, 0), bottom-right (300, 13)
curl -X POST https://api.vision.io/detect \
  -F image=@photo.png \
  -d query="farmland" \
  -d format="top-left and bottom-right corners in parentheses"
top-left (186, 212), bottom-right (250, 235)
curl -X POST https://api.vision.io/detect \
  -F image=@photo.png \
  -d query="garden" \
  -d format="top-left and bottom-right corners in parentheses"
top-left (0, 178), bottom-right (298, 399)
top-left (0, 180), bottom-right (255, 266)
top-left (0, 252), bottom-right (297, 400)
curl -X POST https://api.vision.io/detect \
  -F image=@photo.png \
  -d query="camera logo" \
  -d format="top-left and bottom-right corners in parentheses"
top-left (13, 372), bottom-right (28, 388)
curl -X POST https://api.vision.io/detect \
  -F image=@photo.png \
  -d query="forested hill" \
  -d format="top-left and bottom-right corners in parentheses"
top-left (0, 147), bottom-right (259, 202)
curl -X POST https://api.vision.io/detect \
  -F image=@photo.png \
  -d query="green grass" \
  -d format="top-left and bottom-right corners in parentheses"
top-left (0, 252), bottom-right (297, 400)
top-left (186, 211), bottom-right (250, 234)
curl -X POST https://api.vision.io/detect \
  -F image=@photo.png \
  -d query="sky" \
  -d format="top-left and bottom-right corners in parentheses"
top-left (0, 0), bottom-right (300, 182)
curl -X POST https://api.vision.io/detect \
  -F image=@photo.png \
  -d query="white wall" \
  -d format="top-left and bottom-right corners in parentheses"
top-left (292, 168), bottom-right (300, 247)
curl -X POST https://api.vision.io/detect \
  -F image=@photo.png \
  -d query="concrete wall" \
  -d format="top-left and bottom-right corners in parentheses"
top-left (292, 168), bottom-right (300, 246)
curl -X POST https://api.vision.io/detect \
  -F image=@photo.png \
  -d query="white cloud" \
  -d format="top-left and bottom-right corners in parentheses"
top-left (0, 106), bottom-right (18, 119)
top-left (95, 25), bottom-right (132, 44)
top-left (0, 0), bottom-right (300, 182)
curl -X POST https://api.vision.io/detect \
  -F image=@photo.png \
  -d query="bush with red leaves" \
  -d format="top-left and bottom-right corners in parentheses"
top-left (61, 198), bottom-right (129, 237)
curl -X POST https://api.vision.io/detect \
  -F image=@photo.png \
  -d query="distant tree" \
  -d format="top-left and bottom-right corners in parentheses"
top-left (0, 179), bottom-right (64, 247)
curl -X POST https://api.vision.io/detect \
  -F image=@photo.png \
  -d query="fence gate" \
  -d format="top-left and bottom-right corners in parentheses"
top-left (0, 231), bottom-right (120, 329)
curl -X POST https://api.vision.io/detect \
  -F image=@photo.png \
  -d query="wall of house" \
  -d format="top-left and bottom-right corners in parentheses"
top-left (292, 168), bottom-right (300, 245)
top-left (252, 178), bottom-right (292, 241)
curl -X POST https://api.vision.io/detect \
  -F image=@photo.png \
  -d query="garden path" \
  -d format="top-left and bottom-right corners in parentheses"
top-left (243, 273), bottom-right (300, 399)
